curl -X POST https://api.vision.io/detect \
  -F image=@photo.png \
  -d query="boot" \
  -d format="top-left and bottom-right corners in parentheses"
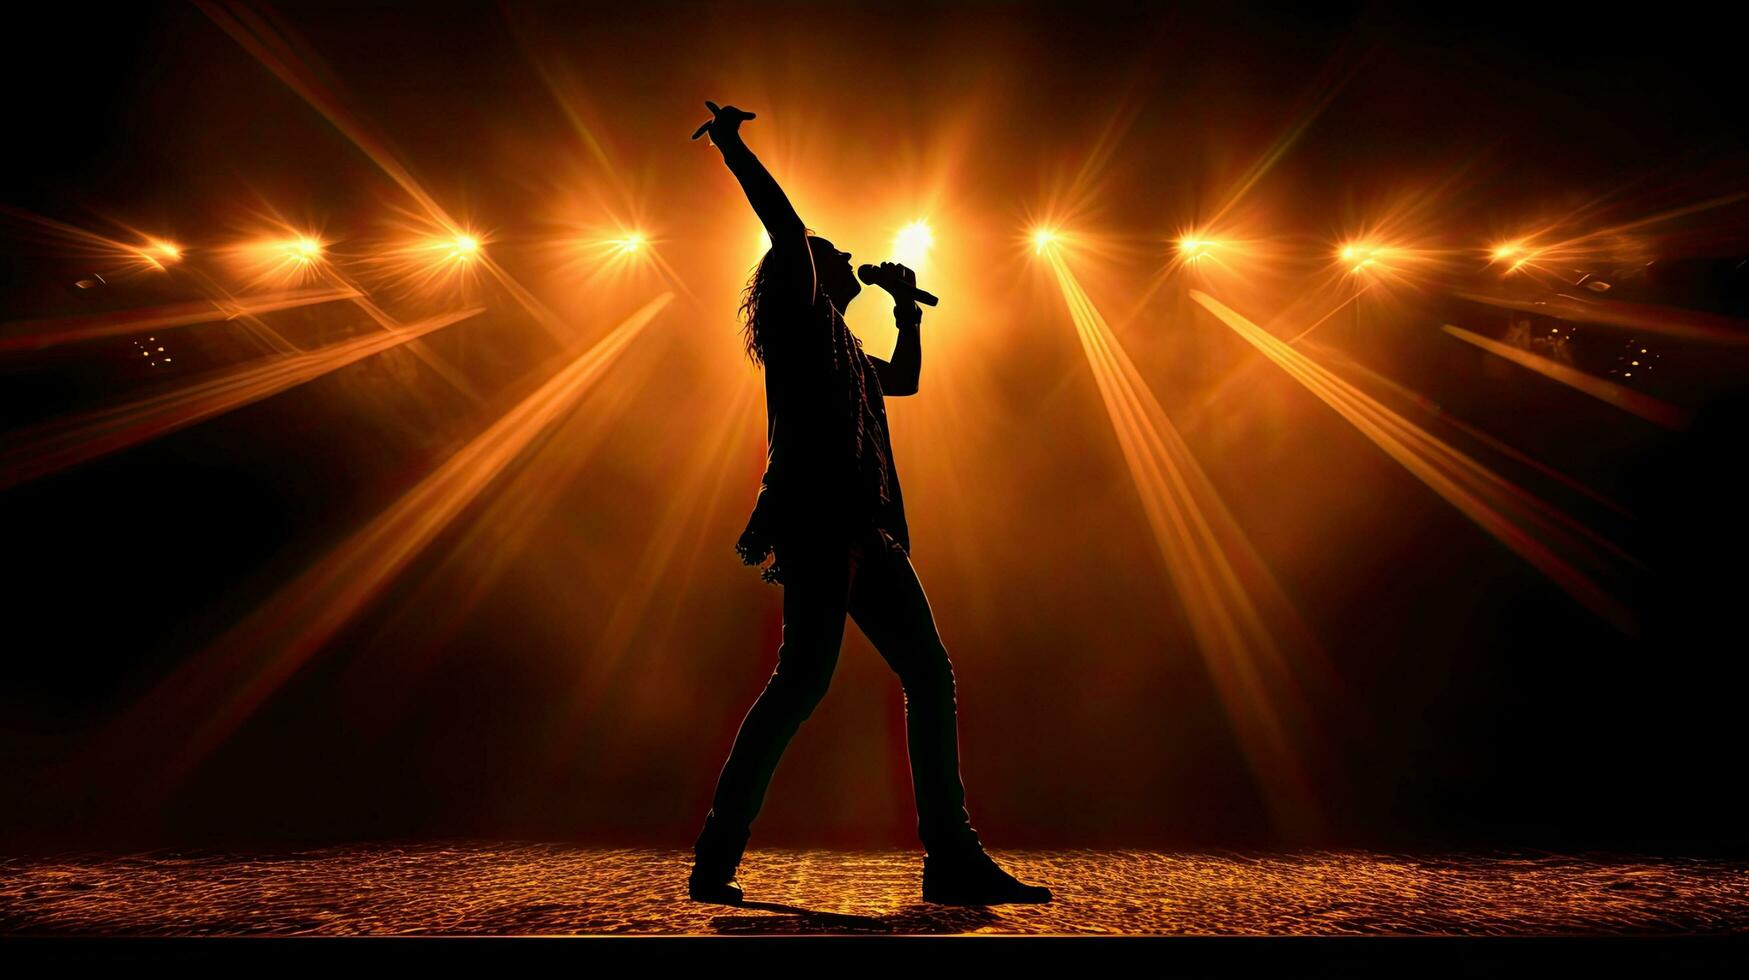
top-left (922, 846), bottom-right (1053, 905)
top-left (688, 813), bottom-right (750, 906)
top-left (687, 866), bottom-right (745, 905)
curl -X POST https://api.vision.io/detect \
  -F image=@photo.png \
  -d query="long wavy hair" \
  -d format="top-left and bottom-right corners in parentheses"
top-left (734, 229), bottom-right (892, 508)
top-left (738, 228), bottom-right (826, 367)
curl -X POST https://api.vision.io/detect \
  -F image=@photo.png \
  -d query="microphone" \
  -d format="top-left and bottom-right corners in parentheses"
top-left (857, 264), bottom-right (939, 307)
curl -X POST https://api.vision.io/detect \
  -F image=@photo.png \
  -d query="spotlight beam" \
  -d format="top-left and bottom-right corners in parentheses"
top-left (1454, 290), bottom-right (1749, 345)
top-left (313, 264), bottom-right (487, 405)
top-left (377, 341), bottom-right (664, 656)
top-left (0, 307), bottom-right (483, 490)
top-left (1442, 324), bottom-right (1688, 429)
top-left (1189, 289), bottom-right (1636, 634)
top-left (1301, 338), bottom-right (1638, 522)
top-left (1041, 247), bottom-right (1333, 832)
top-left (0, 286), bottom-right (359, 353)
top-left (59, 293), bottom-right (674, 800)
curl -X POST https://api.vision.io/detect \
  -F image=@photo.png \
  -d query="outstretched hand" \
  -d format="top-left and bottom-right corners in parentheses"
top-left (690, 101), bottom-right (756, 146)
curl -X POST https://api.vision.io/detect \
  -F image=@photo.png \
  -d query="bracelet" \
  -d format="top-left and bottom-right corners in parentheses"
top-left (894, 305), bottom-right (922, 328)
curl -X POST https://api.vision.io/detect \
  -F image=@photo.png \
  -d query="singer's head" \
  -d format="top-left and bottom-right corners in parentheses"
top-left (737, 230), bottom-right (859, 366)
top-left (806, 234), bottom-right (861, 311)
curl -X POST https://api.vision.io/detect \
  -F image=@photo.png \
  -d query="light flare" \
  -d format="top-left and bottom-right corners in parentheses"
top-left (142, 238), bottom-right (183, 269)
top-left (893, 220), bottom-right (935, 267)
top-left (448, 233), bottom-right (480, 260)
top-left (1339, 241), bottom-right (1392, 274)
top-left (359, 218), bottom-right (492, 299)
top-left (223, 232), bottom-right (330, 289)
top-left (1178, 236), bottom-right (1217, 260)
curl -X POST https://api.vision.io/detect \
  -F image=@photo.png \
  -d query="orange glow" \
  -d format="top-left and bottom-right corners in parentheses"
top-left (533, 218), bottom-right (685, 304)
top-left (1322, 230), bottom-right (1451, 298)
top-left (893, 220), bottom-right (935, 267)
top-left (222, 231), bottom-right (330, 289)
top-left (23, 3), bottom-right (1749, 853)
top-left (1486, 239), bottom-right (1548, 275)
top-left (1339, 241), bottom-right (1390, 273)
top-left (1178, 236), bottom-right (1217, 260)
top-left (359, 219), bottom-right (492, 299)
top-left (140, 238), bottom-right (183, 270)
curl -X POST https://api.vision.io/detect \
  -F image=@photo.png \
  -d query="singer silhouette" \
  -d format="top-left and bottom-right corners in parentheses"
top-left (686, 101), bottom-right (1051, 907)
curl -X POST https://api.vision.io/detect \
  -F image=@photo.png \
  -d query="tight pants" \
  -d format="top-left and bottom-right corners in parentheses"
top-left (694, 523), bottom-right (982, 868)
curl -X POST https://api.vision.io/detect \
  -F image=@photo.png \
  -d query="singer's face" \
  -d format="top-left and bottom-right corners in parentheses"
top-left (810, 236), bottom-right (861, 307)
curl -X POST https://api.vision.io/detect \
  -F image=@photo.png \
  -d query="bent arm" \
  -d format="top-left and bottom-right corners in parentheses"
top-left (716, 133), bottom-right (816, 307)
top-left (870, 303), bottom-right (922, 395)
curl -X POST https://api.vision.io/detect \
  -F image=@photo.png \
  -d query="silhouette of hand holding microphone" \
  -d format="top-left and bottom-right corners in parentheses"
top-left (870, 260), bottom-right (924, 315)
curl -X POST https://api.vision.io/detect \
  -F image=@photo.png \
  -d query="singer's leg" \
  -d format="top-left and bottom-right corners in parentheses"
top-left (847, 531), bottom-right (982, 856)
top-left (694, 533), bottom-right (859, 872)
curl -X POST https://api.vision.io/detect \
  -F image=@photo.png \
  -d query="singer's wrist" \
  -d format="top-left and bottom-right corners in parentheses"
top-left (894, 303), bottom-right (922, 328)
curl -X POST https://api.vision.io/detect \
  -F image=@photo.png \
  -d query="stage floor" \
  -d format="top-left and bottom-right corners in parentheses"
top-left (4, 844), bottom-right (1747, 936)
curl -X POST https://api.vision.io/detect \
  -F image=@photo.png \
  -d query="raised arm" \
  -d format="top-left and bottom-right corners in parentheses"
top-left (692, 101), bottom-right (816, 309)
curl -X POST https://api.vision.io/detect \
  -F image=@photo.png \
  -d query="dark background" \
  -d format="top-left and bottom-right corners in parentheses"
top-left (3, 1), bottom-right (1746, 856)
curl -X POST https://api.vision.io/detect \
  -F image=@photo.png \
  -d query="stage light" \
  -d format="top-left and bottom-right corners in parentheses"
top-left (362, 224), bottom-right (492, 299)
top-left (1489, 240), bottom-right (1540, 273)
top-left (1031, 228), bottom-right (1058, 253)
top-left (613, 233), bottom-right (646, 254)
top-left (1179, 237), bottom-right (1216, 260)
top-left (142, 239), bottom-right (183, 269)
top-left (219, 231), bottom-right (331, 289)
top-left (893, 220), bottom-right (934, 267)
top-left (1339, 242), bottom-right (1387, 274)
